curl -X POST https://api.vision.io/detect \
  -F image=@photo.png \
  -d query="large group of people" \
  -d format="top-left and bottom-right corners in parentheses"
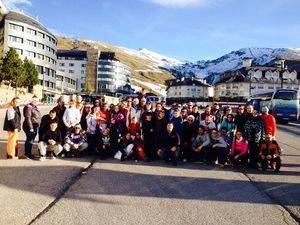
top-left (3, 93), bottom-right (281, 172)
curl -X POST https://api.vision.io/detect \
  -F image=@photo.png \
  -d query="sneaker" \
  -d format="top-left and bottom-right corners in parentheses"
top-left (39, 156), bottom-right (46, 161)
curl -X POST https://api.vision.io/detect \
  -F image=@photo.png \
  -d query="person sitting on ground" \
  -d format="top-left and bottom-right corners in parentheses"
top-left (134, 132), bottom-right (145, 161)
top-left (97, 127), bottom-right (112, 159)
top-left (259, 133), bottom-right (281, 172)
top-left (38, 119), bottom-right (63, 161)
top-left (63, 124), bottom-right (88, 157)
top-left (115, 132), bottom-right (135, 161)
top-left (190, 125), bottom-right (210, 162)
top-left (220, 127), bottom-right (232, 147)
top-left (157, 123), bottom-right (181, 166)
top-left (129, 116), bottom-right (140, 135)
top-left (202, 129), bottom-right (228, 166)
top-left (230, 131), bottom-right (248, 167)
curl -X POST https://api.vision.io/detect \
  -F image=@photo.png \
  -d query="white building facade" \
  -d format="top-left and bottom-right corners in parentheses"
top-left (97, 52), bottom-right (131, 94)
top-left (56, 50), bottom-right (87, 93)
top-left (166, 77), bottom-right (214, 101)
top-left (3, 11), bottom-right (57, 97)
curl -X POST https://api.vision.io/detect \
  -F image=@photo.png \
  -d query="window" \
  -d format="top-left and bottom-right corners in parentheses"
top-left (69, 70), bottom-right (74, 73)
top-left (37, 53), bottom-right (44, 60)
top-left (59, 69), bottom-right (65, 72)
top-left (69, 63), bottom-right (74, 67)
top-left (27, 28), bottom-right (37, 35)
top-left (45, 81), bottom-right (49, 87)
top-left (59, 63), bottom-right (65, 66)
top-left (9, 35), bottom-right (23, 43)
top-left (9, 23), bottom-right (24, 31)
top-left (81, 70), bottom-right (85, 74)
top-left (15, 48), bottom-right (23, 55)
top-left (46, 46), bottom-right (51, 52)
top-left (38, 32), bottom-right (45, 39)
top-left (36, 65), bottom-right (43, 74)
top-left (27, 51), bottom-right (36, 58)
top-left (27, 39), bottom-right (36, 47)
top-left (81, 64), bottom-right (86, 68)
top-left (45, 67), bottom-right (50, 76)
top-left (37, 43), bottom-right (44, 49)
top-left (274, 91), bottom-right (297, 100)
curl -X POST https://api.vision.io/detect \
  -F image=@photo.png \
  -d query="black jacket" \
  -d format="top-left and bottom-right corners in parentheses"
top-left (235, 113), bottom-right (246, 133)
top-left (41, 130), bottom-right (62, 144)
top-left (39, 114), bottom-right (58, 141)
top-left (3, 106), bottom-right (21, 131)
top-left (160, 130), bottom-right (180, 150)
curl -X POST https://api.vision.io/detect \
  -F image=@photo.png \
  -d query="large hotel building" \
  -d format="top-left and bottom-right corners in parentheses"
top-left (2, 11), bottom-right (57, 98)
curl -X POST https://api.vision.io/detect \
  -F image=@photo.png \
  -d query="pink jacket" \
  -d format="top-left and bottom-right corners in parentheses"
top-left (231, 139), bottom-right (248, 156)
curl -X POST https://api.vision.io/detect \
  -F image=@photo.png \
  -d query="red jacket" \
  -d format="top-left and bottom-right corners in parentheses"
top-left (262, 114), bottom-right (276, 136)
top-left (129, 122), bottom-right (140, 135)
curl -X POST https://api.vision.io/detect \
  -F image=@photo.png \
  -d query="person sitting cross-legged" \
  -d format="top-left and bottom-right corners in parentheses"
top-left (190, 125), bottom-right (210, 162)
top-left (38, 119), bottom-right (63, 161)
top-left (63, 124), bottom-right (88, 157)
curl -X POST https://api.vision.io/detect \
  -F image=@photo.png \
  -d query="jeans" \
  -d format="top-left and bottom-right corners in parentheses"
top-left (24, 126), bottom-right (39, 157)
top-left (159, 146), bottom-right (180, 165)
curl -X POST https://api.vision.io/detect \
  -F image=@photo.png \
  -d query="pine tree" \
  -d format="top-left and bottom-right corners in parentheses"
top-left (0, 48), bottom-right (24, 86)
top-left (22, 58), bottom-right (39, 92)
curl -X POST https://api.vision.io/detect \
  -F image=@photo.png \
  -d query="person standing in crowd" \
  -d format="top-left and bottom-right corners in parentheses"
top-left (261, 106), bottom-right (276, 137)
top-left (200, 105), bottom-right (211, 121)
top-left (141, 101), bottom-right (153, 123)
top-left (200, 115), bottom-right (216, 132)
top-left (244, 106), bottom-right (265, 168)
top-left (192, 105), bottom-right (200, 125)
top-left (38, 119), bottom-right (63, 161)
top-left (140, 97), bottom-right (147, 110)
top-left (98, 103), bottom-right (110, 131)
top-left (85, 106), bottom-right (98, 153)
top-left (157, 123), bottom-right (181, 166)
top-left (182, 115), bottom-right (197, 161)
top-left (181, 107), bottom-right (188, 121)
top-left (76, 95), bottom-right (84, 114)
top-left (63, 124), bottom-right (88, 157)
top-left (63, 99), bottom-right (81, 133)
top-left (187, 102), bottom-right (194, 115)
top-left (230, 131), bottom-right (248, 167)
top-left (52, 96), bottom-right (67, 138)
top-left (142, 112), bottom-right (155, 160)
top-left (234, 105), bottom-right (246, 133)
top-left (39, 109), bottom-right (57, 141)
top-left (79, 105), bottom-right (90, 132)
top-left (259, 132), bottom-right (281, 172)
top-left (127, 98), bottom-right (142, 127)
top-left (23, 95), bottom-right (41, 159)
top-left (211, 103), bottom-right (222, 128)
top-left (166, 102), bottom-right (177, 121)
top-left (170, 109), bottom-right (183, 140)
top-left (111, 104), bottom-right (126, 134)
top-left (3, 97), bottom-right (21, 159)
top-left (221, 114), bottom-right (235, 138)
top-left (221, 106), bottom-right (232, 121)
top-left (154, 110), bottom-right (168, 152)
top-left (191, 125), bottom-right (210, 162)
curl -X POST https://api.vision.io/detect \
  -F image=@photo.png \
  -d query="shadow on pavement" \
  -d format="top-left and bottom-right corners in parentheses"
top-left (0, 163), bottom-right (299, 206)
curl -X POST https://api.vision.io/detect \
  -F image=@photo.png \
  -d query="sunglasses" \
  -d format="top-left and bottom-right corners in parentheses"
top-left (75, 127), bottom-right (81, 129)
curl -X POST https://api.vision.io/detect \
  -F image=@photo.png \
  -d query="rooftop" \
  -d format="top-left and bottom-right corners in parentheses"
top-left (5, 11), bottom-right (54, 37)
top-left (57, 50), bottom-right (87, 59)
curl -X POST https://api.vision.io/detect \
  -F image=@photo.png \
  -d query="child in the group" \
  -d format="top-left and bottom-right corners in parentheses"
top-left (259, 133), bottom-right (281, 172)
top-left (98, 128), bottom-right (112, 159)
top-left (230, 131), bottom-right (248, 167)
top-left (38, 120), bottom-right (63, 161)
top-left (63, 124), bottom-right (88, 157)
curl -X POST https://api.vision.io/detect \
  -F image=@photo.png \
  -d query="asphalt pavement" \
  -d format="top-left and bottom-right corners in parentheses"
top-left (0, 106), bottom-right (299, 225)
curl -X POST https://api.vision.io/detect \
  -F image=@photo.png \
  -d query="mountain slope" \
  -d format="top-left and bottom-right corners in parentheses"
top-left (56, 36), bottom-right (181, 91)
top-left (171, 47), bottom-right (300, 83)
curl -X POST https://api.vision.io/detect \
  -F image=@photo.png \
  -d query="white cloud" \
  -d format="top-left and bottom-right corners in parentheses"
top-left (148, 0), bottom-right (211, 7)
top-left (1, 0), bottom-right (31, 12)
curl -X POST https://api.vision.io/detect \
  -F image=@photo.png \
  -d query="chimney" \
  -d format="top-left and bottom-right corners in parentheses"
top-left (243, 58), bottom-right (252, 68)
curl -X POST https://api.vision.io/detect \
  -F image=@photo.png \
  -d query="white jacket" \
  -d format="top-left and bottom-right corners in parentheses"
top-left (63, 107), bottom-right (81, 127)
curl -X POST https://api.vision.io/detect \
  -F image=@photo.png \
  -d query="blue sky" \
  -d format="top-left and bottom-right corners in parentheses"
top-left (3, 0), bottom-right (300, 61)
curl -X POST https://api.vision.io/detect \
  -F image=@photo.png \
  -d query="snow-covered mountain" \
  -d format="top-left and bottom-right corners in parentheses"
top-left (170, 47), bottom-right (300, 83)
